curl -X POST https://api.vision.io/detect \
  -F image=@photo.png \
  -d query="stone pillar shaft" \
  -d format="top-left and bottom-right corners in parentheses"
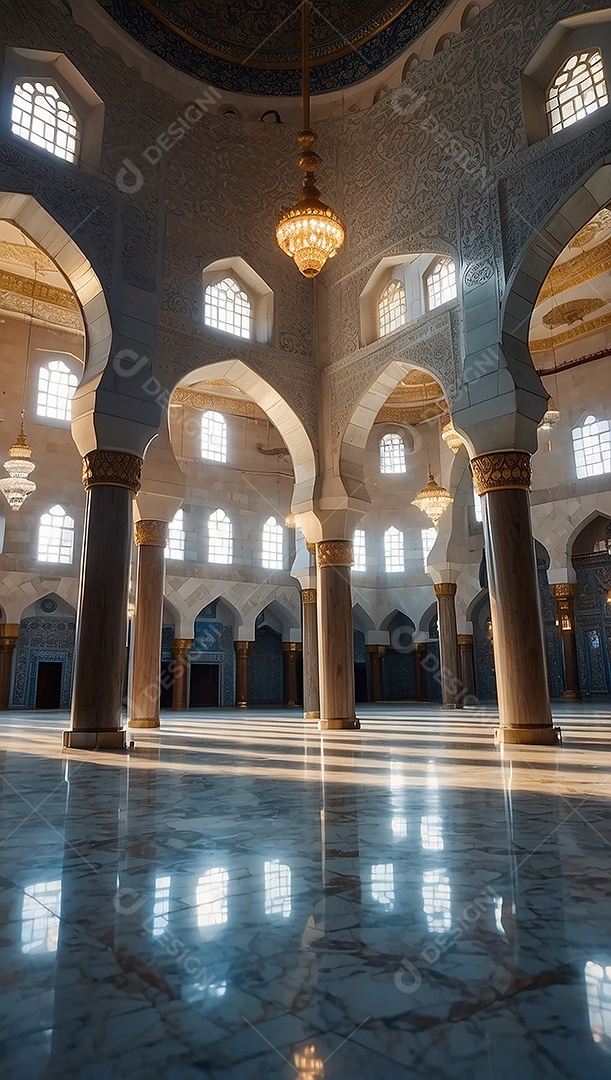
top-left (550, 584), bottom-right (581, 701)
top-left (367, 645), bottom-right (385, 703)
top-left (0, 624), bottom-right (19, 710)
top-left (128, 520), bottom-right (168, 729)
top-left (433, 583), bottom-right (463, 709)
top-left (472, 451), bottom-right (558, 745)
top-left (316, 541), bottom-right (359, 731)
top-left (171, 639), bottom-right (192, 711)
top-left (301, 589), bottom-right (320, 720)
top-left (414, 643), bottom-right (428, 702)
top-left (65, 451), bottom-right (142, 750)
top-left (234, 641), bottom-right (251, 709)
top-left (458, 634), bottom-right (477, 704)
top-left (282, 642), bottom-right (301, 708)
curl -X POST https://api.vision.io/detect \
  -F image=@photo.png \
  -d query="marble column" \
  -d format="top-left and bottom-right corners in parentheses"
top-left (550, 584), bottom-right (581, 701)
top-left (433, 583), bottom-right (463, 709)
top-left (301, 588), bottom-right (320, 720)
top-left (414, 642), bottom-right (428, 702)
top-left (170, 638), bottom-right (193, 711)
top-left (316, 540), bottom-right (359, 731)
top-left (234, 640), bottom-right (251, 708)
top-left (471, 451), bottom-right (558, 745)
top-left (0, 623), bottom-right (18, 710)
top-left (128, 519), bottom-right (168, 729)
top-left (64, 450), bottom-right (142, 750)
top-left (367, 645), bottom-right (386, 703)
top-left (458, 634), bottom-right (477, 704)
top-left (282, 642), bottom-right (301, 708)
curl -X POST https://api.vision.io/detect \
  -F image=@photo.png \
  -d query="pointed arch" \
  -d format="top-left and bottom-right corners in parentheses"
top-left (352, 602), bottom-right (375, 632)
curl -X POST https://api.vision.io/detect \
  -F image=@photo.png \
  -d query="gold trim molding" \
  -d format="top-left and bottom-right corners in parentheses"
top-left (82, 451), bottom-right (143, 493)
top-left (135, 519), bottom-right (169, 547)
top-left (172, 385), bottom-right (265, 420)
top-left (316, 540), bottom-right (354, 568)
top-left (471, 451), bottom-right (531, 495)
top-left (531, 311), bottom-right (611, 354)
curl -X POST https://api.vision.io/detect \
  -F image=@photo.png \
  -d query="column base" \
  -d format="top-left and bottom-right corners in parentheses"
top-left (318, 717), bottom-right (361, 731)
top-left (127, 717), bottom-right (160, 729)
top-left (494, 725), bottom-right (562, 746)
top-left (63, 729), bottom-right (128, 750)
top-left (304, 710), bottom-right (320, 720)
top-left (561, 690), bottom-right (581, 701)
top-left (442, 703), bottom-right (459, 710)
top-left (236, 703), bottom-right (248, 709)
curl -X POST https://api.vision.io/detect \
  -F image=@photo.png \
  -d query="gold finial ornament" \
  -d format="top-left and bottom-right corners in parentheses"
top-left (275, 2), bottom-right (345, 277)
top-left (0, 412), bottom-right (37, 511)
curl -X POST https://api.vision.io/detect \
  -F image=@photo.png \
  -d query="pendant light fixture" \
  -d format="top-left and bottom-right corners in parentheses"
top-left (412, 410), bottom-right (453, 529)
top-left (441, 418), bottom-right (463, 454)
top-left (538, 276), bottom-right (561, 450)
top-left (0, 252), bottom-right (37, 511)
top-left (276, 1), bottom-right (345, 278)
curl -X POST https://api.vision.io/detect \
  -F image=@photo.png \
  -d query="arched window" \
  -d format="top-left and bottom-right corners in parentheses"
top-left (208, 509), bottom-right (232, 564)
top-left (378, 279), bottom-right (407, 337)
top-left (380, 433), bottom-right (407, 475)
top-left (473, 489), bottom-right (483, 522)
top-left (36, 359), bottom-right (78, 422)
top-left (201, 411), bottom-right (227, 463)
top-left (262, 516), bottom-right (284, 569)
top-left (572, 415), bottom-right (611, 479)
top-left (37, 504), bottom-right (74, 563)
top-left (546, 50), bottom-right (609, 134)
top-left (353, 529), bottom-right (366, 572)
top-left (204, 276), bottom-right (252, 339)
top-left (384, 527), bottom-right (405, 573)
top-left (421, 527), bottom-right (437, 569)
top-left (426, 257), bottom-right (457, 309)
top-left (11, 80), bottom-right (80, 162)
top-left (165, 509), bottom-right (185, 561)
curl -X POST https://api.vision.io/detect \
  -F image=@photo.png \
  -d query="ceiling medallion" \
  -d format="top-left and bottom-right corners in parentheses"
top-left (276, 1), bottom-right (345, 278)
top-left (411, 470), bottom-right (453, 528)
top-left (541, 297), bottom-right (604, 329)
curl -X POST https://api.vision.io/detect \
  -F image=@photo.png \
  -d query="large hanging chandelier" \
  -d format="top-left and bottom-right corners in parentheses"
top-left (0, 412), bottom-right (37, 511)
top-left (412, 470), bottom-right (453, 529)
top-left (276, 1), bottom-right (345, 278)
top-left (441, 419), bottom-right (463, 454)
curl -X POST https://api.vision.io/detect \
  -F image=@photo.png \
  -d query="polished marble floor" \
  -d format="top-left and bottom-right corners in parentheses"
top-left (0, 703), bottom-right (610, 1079)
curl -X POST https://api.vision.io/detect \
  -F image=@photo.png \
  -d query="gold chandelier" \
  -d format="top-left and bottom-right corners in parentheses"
top-left (441, 419), bottom-right (463, 454)
top-left (276, 1), bottom-right (345, 278)
top-left (412, 470), bottom-right (453, 529)
top-left (0, 412), bottom-right (36, 511)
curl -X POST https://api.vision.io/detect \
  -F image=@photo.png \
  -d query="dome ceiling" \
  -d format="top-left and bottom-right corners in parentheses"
top-left (97, 0), bottom-right (451, 94)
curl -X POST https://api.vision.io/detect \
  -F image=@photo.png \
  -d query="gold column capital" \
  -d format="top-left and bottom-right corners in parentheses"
top-left (302, 588), bottom-right (317, 605)
top-left (367, 644), bottom-right (386, 657)
top-left (282, 641), bottom-right (302, 653)
top-left (234, 640), bottom-right (252, 656)
top-left (434, 582), bottom-right (457, 599)
top-left (135, 519), bottom-right (169, 548)
top-left (316, 540), bottom-right (353, 568)
top-left (470, 450), bottom-right (531, 495)
top-left (550, 583), bottom-right (576, 600)
top-left (171, 638), bottom-right (193, 658)
top-left (457, 634), bottom-right (474, 648)
top-left (82, 450), bottom-right (142, 493)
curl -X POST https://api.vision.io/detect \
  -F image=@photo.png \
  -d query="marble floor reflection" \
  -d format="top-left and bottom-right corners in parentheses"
top-left (1, 703), bottom-right (610, 1079)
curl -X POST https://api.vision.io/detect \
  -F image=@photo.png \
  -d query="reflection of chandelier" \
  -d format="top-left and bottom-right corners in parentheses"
top-left (275, 1), bottom-right (345, 278)
top-left (441, 419), bottom-right (463, 454)
top-left (0, 412), bottom-right (36, 511)
top-left (293, 1045), bottom-right (325, 1080)
top-left (411, 470), bottom-right (453, 528)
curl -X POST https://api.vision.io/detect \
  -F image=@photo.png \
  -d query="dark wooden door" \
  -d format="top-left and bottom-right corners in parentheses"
top-left (189, 664), bottom-right (220, 707)
top-left (35, 662), bottom-right (63, 709)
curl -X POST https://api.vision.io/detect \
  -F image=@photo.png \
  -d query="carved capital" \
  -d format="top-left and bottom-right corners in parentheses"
top-left (434, 582), bottom-right (457, 599)
top-left (135, 519), bottom-right (169, 548)
top-left (550, 583), bottom-right (576, 601)
top-left (316, 540), bottom-right (353, 568)
top-left (282, 641), bottom-right (302, 653)
top-left (171, 638), bottom-right (193, 658)
top-left (234, 640), bottom-right (252, 657)
top-left (471, 451), bottom-right (531, 495)
top-left (457, 634), bottom-right (474, 648)
top-left (82, 450), bottom-right (142, 493)
top-left (367, 644), bottom-right (386, 657)
top-left (0, 636), bottom-right (18, 653)
top-left (302, 588), bottom-right (317, 605)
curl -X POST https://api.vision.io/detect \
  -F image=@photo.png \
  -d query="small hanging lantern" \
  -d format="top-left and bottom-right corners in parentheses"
top-left (411, 470), bottom-right (453, 529)
top-left (0, 412), bottom-right (36, 511)
top-left (538, 397), bottom-right (560, 452)
top-left (441, 419), bottom-right (463, 454)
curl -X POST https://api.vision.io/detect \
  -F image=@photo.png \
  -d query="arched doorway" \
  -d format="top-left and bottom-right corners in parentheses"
top-left (571, 514), bottom-right (611, 697)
